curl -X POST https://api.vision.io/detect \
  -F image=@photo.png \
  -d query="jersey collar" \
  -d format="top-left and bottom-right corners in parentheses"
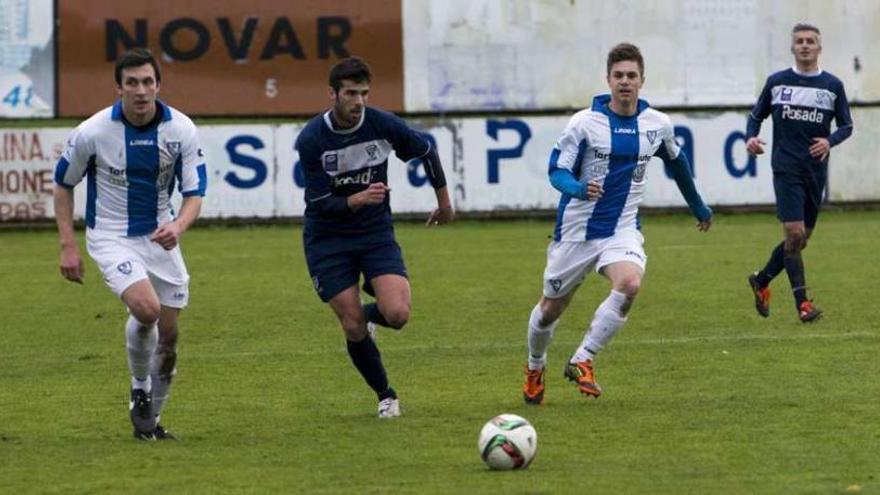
top-left (590, 93), bottom-right (650, 118)
top-left (111, 99), bottom-right (173, 123)
top-left (791, 66), bottom-right (823, 77)
top-left (322, 108), bottom-right (365, 135)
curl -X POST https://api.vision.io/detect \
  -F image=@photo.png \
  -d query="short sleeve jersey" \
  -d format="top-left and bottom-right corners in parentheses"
top-left (54, 100), bottom-right (207, 236)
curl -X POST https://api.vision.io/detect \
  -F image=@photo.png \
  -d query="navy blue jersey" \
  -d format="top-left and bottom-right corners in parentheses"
top-left (296, 107), bottom-right (431, 236)
top-left (747, 68), bottom-right (853, 177)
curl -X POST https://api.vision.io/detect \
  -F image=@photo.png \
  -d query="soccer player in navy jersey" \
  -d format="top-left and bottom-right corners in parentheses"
top-left (54, 48), bottom-right (207, 439)
top-left (295, 57), bottom-right (453, 418)
top-left (745, 23), bottom-right (853, 323)
top-left (522, 43), bottom-right (712, 404)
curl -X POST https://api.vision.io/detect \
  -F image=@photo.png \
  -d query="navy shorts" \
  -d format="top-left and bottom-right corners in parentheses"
top-left (773, 172), bottom-right (825, 229)
top-left (304, 233), bottom-right (408, 303)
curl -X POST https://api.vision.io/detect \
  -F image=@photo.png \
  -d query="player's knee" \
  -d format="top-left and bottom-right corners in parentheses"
top-left (384, 306), bottom-right (410, 330)
top-left (129, 301), bottom-right (161, 325)
top-left (617, 278), bottom-right (641, 299)
top-left (784, 232), bottom-right (806, 253)
top-left (538, 299), bottom-right (564, 324)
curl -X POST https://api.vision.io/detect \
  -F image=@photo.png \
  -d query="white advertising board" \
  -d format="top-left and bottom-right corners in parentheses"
top-left (1, 108), bottom-right (875, 223)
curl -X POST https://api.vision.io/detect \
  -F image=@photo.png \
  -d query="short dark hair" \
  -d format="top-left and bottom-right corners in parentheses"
top-left (606, 43), bottom-right (644, 76)
top-left (792, 23), bottom-right (821, 36)
top-left (328, 57), bottom-right (371, 91)
top-left (114, 48), bottom-right (161, 85)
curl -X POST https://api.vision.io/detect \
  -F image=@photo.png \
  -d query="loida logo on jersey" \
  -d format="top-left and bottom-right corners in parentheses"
top-left (613, 127), bottom-right (636, 135)
top-left (333, 168), bottom-right (372, 187)
top-left (781, 104), bottom-right (824, 123)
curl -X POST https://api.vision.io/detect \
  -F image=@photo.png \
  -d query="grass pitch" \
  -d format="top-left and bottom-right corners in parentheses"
top-left (1, 211), bottom-right (878, 494)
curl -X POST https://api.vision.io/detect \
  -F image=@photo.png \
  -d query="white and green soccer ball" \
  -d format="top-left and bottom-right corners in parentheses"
top-left (477, 414), bottom-right (538, 470)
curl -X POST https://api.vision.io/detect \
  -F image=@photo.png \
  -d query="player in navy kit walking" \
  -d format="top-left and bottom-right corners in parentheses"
top-left (745, 23), bottom-right (853, 322)
top-left (296, 57), bottom-right (453, 418)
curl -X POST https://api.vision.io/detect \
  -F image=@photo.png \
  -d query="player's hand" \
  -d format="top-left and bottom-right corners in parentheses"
top-left (59, 244), bottom-right (84, 284)
top-left (349, 183), bottom-right (389, 209)
top-left (809, 137), bottom-right (830, 160)
top-left (746, 137), bottom-right (765, 156)
top-left (150, 221), bottom-right (183, 250)
top-left (696, 218), bottom-right (712, 232)
top-left (585, 180), bottom-right (604, 201)
top-left (426, 205), bottom-right (454, 226)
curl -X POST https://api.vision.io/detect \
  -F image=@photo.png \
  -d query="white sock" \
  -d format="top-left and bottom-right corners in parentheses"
top-left (126, 315), bottom-right (158, 392)
top-left (571, 290), bottom-right (628, 363)
top-left (527, 304), bottom-right (559, 370)
top-left (150, 345), bottom-right (177, 418)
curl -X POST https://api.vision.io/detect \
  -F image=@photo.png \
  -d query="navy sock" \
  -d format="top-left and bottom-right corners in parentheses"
top-left (783, 250), bottom-right (808, 308)
top-left (363, 302), bottom-right (390, 327)
top-left (346, 336), bottom-right (394, 399)
top-left (757, 242), bottom-right (785, 287)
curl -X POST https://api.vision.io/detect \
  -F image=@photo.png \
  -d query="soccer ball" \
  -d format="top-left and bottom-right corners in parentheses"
top-left (477, 414), bottom-right (538, 470)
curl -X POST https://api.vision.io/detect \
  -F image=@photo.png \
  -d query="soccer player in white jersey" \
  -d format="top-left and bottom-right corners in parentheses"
top-left (53, 48), bottom-right (207, 439)
top-left (522, 43), bottom-right (712, 404)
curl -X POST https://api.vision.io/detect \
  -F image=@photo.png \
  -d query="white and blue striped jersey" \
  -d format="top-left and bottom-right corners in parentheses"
top-left (550, 94), bottom-right (679, 242)
top-left (54, 101), bottom-right (207, 236)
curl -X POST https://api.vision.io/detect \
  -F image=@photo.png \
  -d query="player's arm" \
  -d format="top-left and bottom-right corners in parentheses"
top-left (827, 81), bottom-right (854, 147)
top-left (53, 185), bottom-right (83, 283)
top-left (656, 124), bottom-right (712, 231)
top-left (384, 114), bottom-right (453, 225)
top-left (151, 125), bottom-right (207, 250)
top-left (52, 129), bottom-right (91, 283)
top-left (547, 116), bottom-right (603, 201)
top-left (416, 139), bottom-right (454, 226)
top-left (746, 78), bottom-right (773, 155)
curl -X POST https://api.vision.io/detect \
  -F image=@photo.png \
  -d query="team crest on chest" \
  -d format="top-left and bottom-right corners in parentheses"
top-left (165, 140), bottom-right (181, 155)
top-left (815, 90), bottom-right (831, 107)
top-left (366, 144), bottom-right (379, 161)
top-left (646, 130), bottom-right (658, 144)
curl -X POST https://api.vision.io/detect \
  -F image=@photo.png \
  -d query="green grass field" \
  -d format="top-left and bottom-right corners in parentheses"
top-left (2, 211), bottom-right (878, 494)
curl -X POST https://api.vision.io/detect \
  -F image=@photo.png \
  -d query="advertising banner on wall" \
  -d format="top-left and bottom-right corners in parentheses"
top-left (0, 0), bottom-right (54, 117)
top-left (57, 0), bottom-right (404, 117)
top-left (2, 108), bottom-right (876, 223)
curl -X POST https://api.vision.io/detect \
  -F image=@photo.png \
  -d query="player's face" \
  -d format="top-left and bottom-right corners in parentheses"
top-left (117, 64), bottom-right (160, 124)
top-left (791, 31), bottom-right (821, 66)
top-left (607, 60), bottom-right (644, 108)
top-left (330, 79), bottom-right (369, 129)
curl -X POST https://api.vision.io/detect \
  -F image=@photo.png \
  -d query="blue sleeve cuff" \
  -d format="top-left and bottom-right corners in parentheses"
top-left (549, 168), bottom-right (586, 199)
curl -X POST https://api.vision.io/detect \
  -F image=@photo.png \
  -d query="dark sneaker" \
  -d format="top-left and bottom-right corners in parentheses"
top-left (798, 300), bottom-right (823, 323)
top-left (564, 359), bottom-right (602, 398)
top-left (523, 366), bottom-right (545, 405)
top-left (153, 424), bottom-right (177, 441)
top-left (748, 273), bottom-right (771, 318)
top-left (129, 388), bottom-right (157, 439)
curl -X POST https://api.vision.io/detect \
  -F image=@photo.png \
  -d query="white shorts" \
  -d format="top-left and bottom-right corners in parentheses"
top-left (86, 229), bottom-right (190, 308)
top-left (543, 229), bottom-right (646, 298)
